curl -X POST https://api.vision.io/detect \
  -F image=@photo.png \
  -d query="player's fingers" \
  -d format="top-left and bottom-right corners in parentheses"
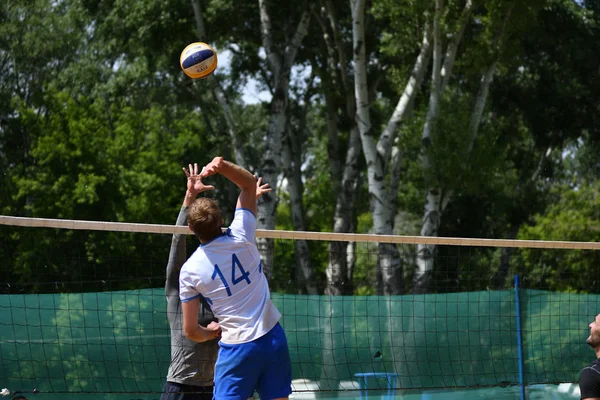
top-left (189, 164), bottom-right (194, 175)
top-left (194, 163), bottom-right (198, 175)
top-left (182, 167), bottom-right (190, 177)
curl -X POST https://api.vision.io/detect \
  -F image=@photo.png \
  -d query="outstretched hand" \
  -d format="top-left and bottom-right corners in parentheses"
top-left (183, 163), bottom-right (215, 198)
top-left (256, 176), bottom-right (272, 199)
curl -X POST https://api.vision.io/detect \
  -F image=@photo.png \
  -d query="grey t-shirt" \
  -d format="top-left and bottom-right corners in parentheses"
top-left (165, 206), bottom-right (219, 386)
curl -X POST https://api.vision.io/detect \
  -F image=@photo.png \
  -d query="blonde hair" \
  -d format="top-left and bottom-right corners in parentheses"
top-left (188, 198), bottom-right (223, 242)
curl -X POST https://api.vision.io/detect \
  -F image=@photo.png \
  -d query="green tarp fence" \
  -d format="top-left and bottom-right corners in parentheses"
top-left (0, 289), bottom-right (597, 396)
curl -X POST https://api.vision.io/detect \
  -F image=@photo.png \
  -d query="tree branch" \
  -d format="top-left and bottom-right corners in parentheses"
top-left (282, 10), bottom-right (311, 74)
top-left (440, 0), bottom-right (473, 92)
top-left (259, 0), bottom-right (282, 79)
top-left (466, 1), bottom-right (515, 152)
top-left (377, 21), bottom-right (431, 162)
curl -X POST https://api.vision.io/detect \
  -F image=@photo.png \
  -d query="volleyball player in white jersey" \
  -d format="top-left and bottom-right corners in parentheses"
top-left (179, 157), bottom-right (291, 400)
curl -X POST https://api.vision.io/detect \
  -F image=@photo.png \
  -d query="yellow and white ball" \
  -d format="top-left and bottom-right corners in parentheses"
top-left (180, 42), bottom-right (218, 79)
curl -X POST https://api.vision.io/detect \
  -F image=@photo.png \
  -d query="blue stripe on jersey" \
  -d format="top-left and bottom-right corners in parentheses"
top-left (235, 208), bottom-right (256, 218)
top-left (181, 293), bottom-right (202, 303)
top-left (181, 49), bottom-right (214, 69)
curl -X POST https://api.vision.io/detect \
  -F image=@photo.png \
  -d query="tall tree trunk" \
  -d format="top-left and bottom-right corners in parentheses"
top-left (326, 126), bottom-right (361, 295)
top-left (352, 0), bottom-right (431, 294)
top-left (415, 0), bottom-right (472, 293)
top-left (318, 298), bottom-right (338, 391)
top-left (351, 0), bottom-right (392, 296)
top-left (492, 224), bottom-right (519, 289)
top-left (281, 85), bottom-right (318, 294)
top-left (314, 1), bottom-right (362, 295)
top-left (256, 0), bottom-right (310, 279)
top-left (282, 133), bottom-right (316, 293)
top-left (414, 2), bottom-right (513, 293)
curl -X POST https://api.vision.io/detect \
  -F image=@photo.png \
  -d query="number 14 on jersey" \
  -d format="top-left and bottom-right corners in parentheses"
top-left (211, 253), bottom-right (252, 296)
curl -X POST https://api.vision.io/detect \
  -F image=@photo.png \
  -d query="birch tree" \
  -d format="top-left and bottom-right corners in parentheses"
top-left (311, 0), bottom-right (363, 296)
top-left (281, 83), bottom-right (318, 294)
top-left (414, 0), bottom-right (520, 292)
top-left (256, 0), bottom-right (311, 279)
top-left (351, 0), bottom-right (431, 294)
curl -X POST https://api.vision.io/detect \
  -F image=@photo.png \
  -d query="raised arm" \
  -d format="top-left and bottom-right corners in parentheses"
top-left (164, 205), bottom-right (189, 321)
top-left (166, 164), bottom-right (215, 319)
top-left (201, 157), bottom-right (257, 214)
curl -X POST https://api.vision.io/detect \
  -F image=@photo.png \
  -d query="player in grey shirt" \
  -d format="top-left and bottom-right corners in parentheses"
top-left (160, 164), bottom-right (220, 400)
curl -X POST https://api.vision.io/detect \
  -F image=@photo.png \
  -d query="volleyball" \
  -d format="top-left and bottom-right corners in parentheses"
top-left (179, 42), bottom-right (218, 79)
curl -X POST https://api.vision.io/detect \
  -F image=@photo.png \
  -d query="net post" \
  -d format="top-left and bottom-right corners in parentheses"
top-left (514, 274), bottom-right (525, 400)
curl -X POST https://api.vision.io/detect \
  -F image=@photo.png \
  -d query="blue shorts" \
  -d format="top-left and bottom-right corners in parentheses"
top-left (214, 322), bottom-right (292, 400)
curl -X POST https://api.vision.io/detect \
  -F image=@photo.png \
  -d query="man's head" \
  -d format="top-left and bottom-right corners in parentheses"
top-left (587, 313), bottom-right (600, 350)
top-left (188, 198), bottom-right (223, 243)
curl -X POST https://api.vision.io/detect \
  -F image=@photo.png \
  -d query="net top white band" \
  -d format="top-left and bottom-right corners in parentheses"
top-left (1, 215), bottom-right (599, 250)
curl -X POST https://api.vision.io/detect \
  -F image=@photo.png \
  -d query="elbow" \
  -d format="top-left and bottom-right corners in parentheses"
top-left (183, 323), bottom-right (195, 340)
top-left (183, 323), bottom-right (206, 342)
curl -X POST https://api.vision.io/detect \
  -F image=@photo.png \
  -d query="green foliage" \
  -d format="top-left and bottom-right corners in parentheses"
top-left (0, 0), bottom-right (254, 293)
top-left (515, 181), bottom-right (600, 292)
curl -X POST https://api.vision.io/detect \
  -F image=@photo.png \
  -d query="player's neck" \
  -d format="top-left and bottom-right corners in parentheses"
top-left (200, 229), bottom-right (225, 245)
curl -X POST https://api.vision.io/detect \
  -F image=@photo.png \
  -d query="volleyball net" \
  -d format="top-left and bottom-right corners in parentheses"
top-left (1, 215), bottom-right (599, 397)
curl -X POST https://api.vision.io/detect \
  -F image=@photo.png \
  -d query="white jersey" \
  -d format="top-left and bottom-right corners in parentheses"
top-left (179, 208), bottom-right (281, 344)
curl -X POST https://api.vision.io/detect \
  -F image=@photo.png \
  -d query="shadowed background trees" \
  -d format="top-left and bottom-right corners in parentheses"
top-left (1, 0), bottom-right (599, 295)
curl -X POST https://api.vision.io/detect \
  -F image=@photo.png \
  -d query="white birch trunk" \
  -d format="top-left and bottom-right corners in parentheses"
top-left (326, 126), bottom-right (361, 295)
top-left (415, 2), bottom-right (513, 292)
top-left (281, 141), bottom-right (316, 294)
top-left (352, 0), bottom-right (432, 294)
top-left (282, 89), bottom-right (317, 294)
top-left (351, 0), bottom-right (393, 297)
top-left (414, 188), bottom-right (448, 292)
top-left (316, 2), bottom-right (362, 295)
top-left (377, 23), bottom-right (431, 161)
top-left (440, 0), bottom-right (473, 92)
top-left (467, 60), bottom-right (497, 152)
top-left (318, 298), bottom-right (338, 391)
top-left (351, 0), bottom-right (388, 238)
top-left (256, 0), bottom-right (310, 278)
top-left (415, 0), bottom-right (444, 292)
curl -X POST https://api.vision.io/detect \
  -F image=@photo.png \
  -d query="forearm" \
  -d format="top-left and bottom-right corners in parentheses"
top-left (184, 324), bottom-right (214, 343)
top-left (218, 160), bottom-right (256, 192)
top-left (165, 206), bottom-right (188, 306)
top-left (183, 190), bottom-right (197, 208)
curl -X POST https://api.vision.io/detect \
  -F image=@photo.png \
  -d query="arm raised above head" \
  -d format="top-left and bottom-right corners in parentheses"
top-left (201, 157), bottom-right (257, 215)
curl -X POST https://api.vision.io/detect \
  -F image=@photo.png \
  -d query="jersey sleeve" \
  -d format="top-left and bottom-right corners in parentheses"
top-left (580, 367), bottom-right (600, 399)
top-left (228, 208), bottom-right (257, 243)
top-left (179, 262), bottom-right (201, 303)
